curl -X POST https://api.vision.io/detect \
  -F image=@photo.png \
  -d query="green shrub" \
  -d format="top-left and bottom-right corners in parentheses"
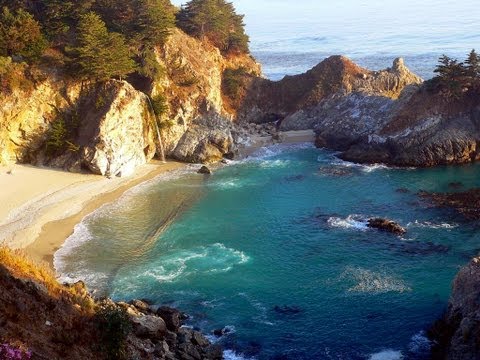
top-left (222, 67), bottom-right (248, 98)
top-left (94, 303), bottom-right (132, 360)
top-left (0, 56), bottom-right (33, 95)
top-left (45, 108), bottom-right (80, 156)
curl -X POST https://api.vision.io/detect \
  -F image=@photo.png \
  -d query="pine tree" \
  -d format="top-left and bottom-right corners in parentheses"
top-left (71, 12), bottom-right (136, 81)
top-left (433, 55), bottom-right (467, 100)
top-left (135, 0), bottom-right (175, 47)
top-left (465, 49), bottom-right (480, 79)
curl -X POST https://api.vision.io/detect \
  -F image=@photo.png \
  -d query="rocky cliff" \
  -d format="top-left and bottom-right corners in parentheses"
top-left (429, 257), bottom-right (480, 360)
top-left (0, 247), bottom-right (222, 360)
top-left (0, 28), bottom-right (261, 176)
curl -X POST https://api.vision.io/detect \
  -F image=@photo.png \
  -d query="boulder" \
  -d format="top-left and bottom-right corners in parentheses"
top-left (130, 299), bottom-right (151, 314)
top-left (131, 314), bottom-right (167, 339)
top-left (172, 112), bottom-right (235, 164)
top-left (157, 306), bottom-right (182, 332)
top-left (198, 166), bottom-right (212, 175)
top-left (367, 218), bottom-right (406, 235)
top-left (191, 331), bottom-right (210, 347)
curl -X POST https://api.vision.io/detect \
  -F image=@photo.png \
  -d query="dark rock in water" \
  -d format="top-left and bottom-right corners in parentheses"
top-left (367, 218), bottom-right (407, 235)
top-left (396, 188), bottom-right (410, 194)
top-left (213, 327), bottom-right (232, 337)
top-left (284, 174), bottom-right (305, 182)
top-left (448, 181), bottom-right (464, 189)
top-left (419, 189), bottom-right (480, 220)
top-left (156, 306), bottom-right (183, 332)
top-left (223, 152), bottom-right (235, 160)
top-left (274, 305), bottom-right (302, 315)
top-left (198, 166), bottom-right (212, 175)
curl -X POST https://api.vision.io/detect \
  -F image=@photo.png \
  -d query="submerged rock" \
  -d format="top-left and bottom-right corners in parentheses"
top-left (273, 305), bottom-right (302, 315)
top-left (419, 189), bottom-right (480, 220)
top-left (367, 218), bottom-right (407, 235)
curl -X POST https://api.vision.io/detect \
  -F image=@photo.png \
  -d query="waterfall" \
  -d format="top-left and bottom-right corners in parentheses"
top-left (145, 95), bottom-right (166, 163)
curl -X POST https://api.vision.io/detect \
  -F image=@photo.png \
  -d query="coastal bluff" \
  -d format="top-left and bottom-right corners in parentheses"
top-left (0, 28), bottom-right (261, 177)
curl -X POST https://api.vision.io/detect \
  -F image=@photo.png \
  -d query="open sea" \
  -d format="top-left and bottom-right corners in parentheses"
top-left (56, 1), bottom-right (480, 359)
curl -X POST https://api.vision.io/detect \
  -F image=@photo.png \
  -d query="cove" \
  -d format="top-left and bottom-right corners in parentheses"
top-left (55, 144), bottom-right (480, 359)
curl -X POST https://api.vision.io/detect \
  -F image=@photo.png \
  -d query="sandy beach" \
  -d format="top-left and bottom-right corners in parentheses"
top-left (0, 161), bottom-right (184, 265)
top-left (0, 130), bottom-right (315, 268)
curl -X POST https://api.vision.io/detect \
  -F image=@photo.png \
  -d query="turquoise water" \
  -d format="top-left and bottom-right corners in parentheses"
top-left (56, 145), bottom-right (480, 359)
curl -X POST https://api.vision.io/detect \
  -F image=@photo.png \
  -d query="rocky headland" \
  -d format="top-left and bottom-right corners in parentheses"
top-left (0, 247), bottom-right (222, 360)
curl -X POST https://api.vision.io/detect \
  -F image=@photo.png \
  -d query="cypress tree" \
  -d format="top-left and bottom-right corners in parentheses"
top-left (177, 0), bottom-right (249, 54)
top-left (465, 49), bottom-right (480, 79)
top-left (71, 12), bottom-right (136, 81)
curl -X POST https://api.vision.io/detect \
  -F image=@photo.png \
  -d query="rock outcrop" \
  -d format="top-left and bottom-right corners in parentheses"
top-left (429, 257), bottom-right (480, 360)
top-left (172, 112), bottom-right (235, 163)
top-left (367, 218), bottom-right (407, 235)
top-left (0, 247), bottom-right (222, 360)
top-left (237, 56), bottom-right (422, 127)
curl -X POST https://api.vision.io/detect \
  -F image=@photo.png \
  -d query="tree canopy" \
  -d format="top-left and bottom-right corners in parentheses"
top-left (429, 50), bottom-right (480, 100)
top-left (0, 7), bottom-right (46, 60)
top-left (0, 0), bottom-right (248, 83)
top-left (177, 0), bottom-right (249, 54)
top-left (70, 12), bottom-right (136, 81)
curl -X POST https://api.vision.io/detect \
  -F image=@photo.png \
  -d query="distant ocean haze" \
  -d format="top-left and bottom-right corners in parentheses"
top-left (172, 0), bottom-right (480, 79)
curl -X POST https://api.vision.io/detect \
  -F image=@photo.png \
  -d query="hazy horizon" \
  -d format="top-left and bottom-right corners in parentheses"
top-left (171, 0), bottom-right (480, 79)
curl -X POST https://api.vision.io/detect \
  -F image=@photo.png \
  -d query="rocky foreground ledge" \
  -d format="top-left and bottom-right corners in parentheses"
top-left (0, 247), bottom-right (221, 360)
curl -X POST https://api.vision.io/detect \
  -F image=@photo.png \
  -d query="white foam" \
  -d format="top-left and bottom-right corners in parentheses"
top-left (247, 142), bottom-right (314, 161)
top-left (341, 267), bottom-right (411, 294)
top-left (369, 350), bottom-right (403, 360)
top-left (223, 350), bottom-right (255, 360)
top-left (407, 220), bottom-right (458, 230)
top-left (327, 215), bottom-right (369, 231)
top-left (138, 243), bottom-right (249, 284)
top-left (408, 331), bottom-right (431, 354)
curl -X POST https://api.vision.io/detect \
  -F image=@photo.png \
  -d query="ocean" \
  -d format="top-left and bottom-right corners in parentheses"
top-left (56, 2), bottom-right (480, 359)
top-left (176, 0), bottom-right (480, 80)
top-left (56, 145), bottom-right (480, 359)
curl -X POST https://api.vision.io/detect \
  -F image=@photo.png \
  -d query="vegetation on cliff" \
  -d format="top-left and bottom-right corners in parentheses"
top-left (0, 246), bottom-right (222, 359)
top-left (0, 0), bottom-right (249, 83)
top-left (427, 50), bottom-right (480, 101)
top-left (177, 0), bottom-right (249, 54)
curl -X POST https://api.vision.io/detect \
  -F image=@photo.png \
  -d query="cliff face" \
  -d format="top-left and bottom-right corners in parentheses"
top-left (0, 28), bottom-right (261, 175)
top-left (151, 28), bottom-right (260, 156)
top-left (430, 257), bottom-right (480, 360)
top-left (0, 74), bottom-right (81, 166)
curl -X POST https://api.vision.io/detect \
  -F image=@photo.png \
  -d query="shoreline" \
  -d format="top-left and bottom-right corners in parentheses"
top-left (0, 161), bottom-right (185, 268)
top-left (0, 130), bottom-right (316, 271)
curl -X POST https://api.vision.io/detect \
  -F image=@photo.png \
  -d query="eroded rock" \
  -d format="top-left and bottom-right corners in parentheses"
top-left (367, 218), bottom-right (407, 235)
